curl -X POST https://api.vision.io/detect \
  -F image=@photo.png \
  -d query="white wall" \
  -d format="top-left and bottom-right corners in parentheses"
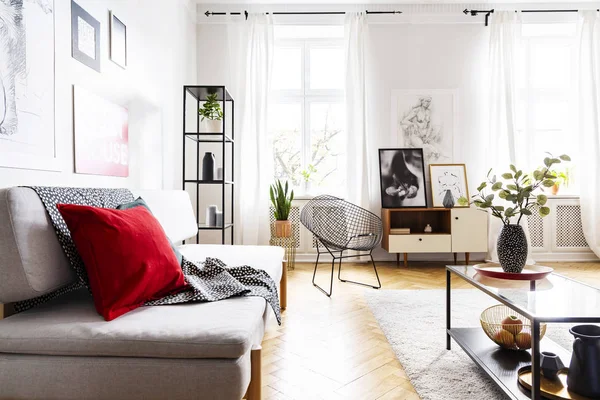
top-left (0, 0), bottom-right (197, 190)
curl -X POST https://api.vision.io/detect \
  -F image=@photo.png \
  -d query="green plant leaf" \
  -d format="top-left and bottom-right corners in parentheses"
top-left (551, 158), bottom-right (561, 164)
top-left (485, 194), bottom-right (494, 203)
top-left (559, 154), bottom-right (571, 161)
top-left (501, 173), bottom-right (513, 180)
top-left (515, 170), bottom-right (522, 180)
top-left (473, 200), bottom-right (484, 207)
top-left (494, 206), bottom-right (505, 211)
top-left (498, 191), bottom-right (507, 199)
top-left (486, 168), bottom-right (492, 178)
top-left (536, 194), bottom-right (548, 206)
top-left (510, 164), bottom-right (517, 173)
top-left (492, 182), bottom-right (503, 191)
top-left (477, 182), bottom-right (487, 192)
top-left (458, 197), bottom-right (469, 206)
top-left (506, 184), bottom-right (518, 191)
top-left (539, 206), bottom-right (551, 217)
top-left (544, 157), bottom-right (552, 167)
top-left (542, 180), bottom-right (555, 187)
top-left (521, 209), bottom-right (532, 216)
top-left (533, 170), bottom-right (544, 181)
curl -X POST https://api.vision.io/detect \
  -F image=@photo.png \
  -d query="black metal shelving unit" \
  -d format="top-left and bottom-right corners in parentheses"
top-left (183, 85), bottom-right (234, 244)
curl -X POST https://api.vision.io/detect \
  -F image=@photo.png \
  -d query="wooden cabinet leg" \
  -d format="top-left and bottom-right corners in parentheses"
top-left (404, 253), bottom-right (408, 268)
top-left (453, 253), bottom-right (457, 265)
top-left (246, 347), bottom-right (262, 400)
top-left (465, 252), bottom-right (470, 265)
top-left (396, 253), bottom-right (400, 267)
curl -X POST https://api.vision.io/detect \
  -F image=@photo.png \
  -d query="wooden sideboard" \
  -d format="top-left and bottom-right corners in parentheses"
top-left (382, 207), bottom-right (488, 267)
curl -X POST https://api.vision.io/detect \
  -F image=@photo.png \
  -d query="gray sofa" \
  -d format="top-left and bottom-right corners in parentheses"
top-left (0, 187), bottom-right (286, 400)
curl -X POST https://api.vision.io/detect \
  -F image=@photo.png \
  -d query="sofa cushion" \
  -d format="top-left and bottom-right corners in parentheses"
top-left (178, 244), bottom-right (285, 284)
top-left (0, 288), bottom-right (267, 359)
top-left (0, 188), bottom-right (76, 303)
top-left (57, 204), bottom-right (189, 321)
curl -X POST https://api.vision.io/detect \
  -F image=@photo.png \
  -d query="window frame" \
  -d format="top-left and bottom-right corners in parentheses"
top-left (270, 34), bottom-right (345, 196)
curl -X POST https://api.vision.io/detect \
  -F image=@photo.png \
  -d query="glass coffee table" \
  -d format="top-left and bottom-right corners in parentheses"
top-left (446, 265), bottom-right (600, 400)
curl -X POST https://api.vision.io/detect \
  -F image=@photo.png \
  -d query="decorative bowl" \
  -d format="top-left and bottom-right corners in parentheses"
top-left (480, 305), bottom-right (547, 350)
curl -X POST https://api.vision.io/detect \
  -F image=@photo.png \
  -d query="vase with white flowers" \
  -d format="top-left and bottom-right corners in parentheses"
top-left (458, 153), bottom-right (571, 273)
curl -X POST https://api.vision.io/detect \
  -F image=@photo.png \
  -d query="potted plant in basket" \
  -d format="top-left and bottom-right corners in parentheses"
top-left (199, 92), bottom-right (224, 133)
top-left (270, 180), bottom-right (294, 238)
top-left (458, 153), bottom-right (570, 273)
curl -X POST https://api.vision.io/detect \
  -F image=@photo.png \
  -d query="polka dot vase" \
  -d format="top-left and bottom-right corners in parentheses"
top-left (497, 224), bottom-right (528, 273)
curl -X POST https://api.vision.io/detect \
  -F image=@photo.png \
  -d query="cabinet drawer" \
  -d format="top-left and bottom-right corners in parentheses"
top-left (388, 234), bottom-right (451, 253)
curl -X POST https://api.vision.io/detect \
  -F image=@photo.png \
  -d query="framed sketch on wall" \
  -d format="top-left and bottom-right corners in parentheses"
top-left (73, 86), bottom-right (129, 177)
top-left (429, 164), bottom-right (469, 208)
top-left (0, 0), bottom-right (57, 171)
top-left (71, 1), bottom-right (101, 72)
top-left (391, 90), bottom-right (456, 168)
top-left (109, 11), bottom-right (127, 69)
top-left (379, 148), bottom-right (427, 208)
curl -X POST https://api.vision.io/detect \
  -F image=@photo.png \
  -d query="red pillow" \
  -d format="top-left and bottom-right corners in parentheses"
top-left (57, 204), bottom-right (189, 321)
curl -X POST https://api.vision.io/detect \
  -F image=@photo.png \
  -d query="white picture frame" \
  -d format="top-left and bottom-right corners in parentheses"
top-left (429, 163), bottom-right (469, 208)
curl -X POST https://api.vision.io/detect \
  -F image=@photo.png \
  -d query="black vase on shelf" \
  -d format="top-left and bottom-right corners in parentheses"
top-left (567, 325), bottom-right (600, 398)
top-left (442, 190), bottom-right (455, 208)
top-left (497, 224), bottom-right (528, 273)
top-left (202, 152), bottom-right (216, 181)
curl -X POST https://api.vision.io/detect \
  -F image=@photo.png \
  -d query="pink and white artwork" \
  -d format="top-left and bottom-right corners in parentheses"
top-left (73, 86), bottom-right (129, 177)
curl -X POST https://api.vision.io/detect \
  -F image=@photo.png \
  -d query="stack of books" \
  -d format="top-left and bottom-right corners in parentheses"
top-left (390, 228), bottom-right (411, 235)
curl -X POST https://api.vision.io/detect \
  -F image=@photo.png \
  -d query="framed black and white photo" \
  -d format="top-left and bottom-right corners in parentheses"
top-left (71, 1), bottom-right (101, 72)
top-left (109, 11), bottom-right (127, 69)
top-left (379, 148), bottom-right (427, 208)
top-left (429, 164), bottom-right (469, 208)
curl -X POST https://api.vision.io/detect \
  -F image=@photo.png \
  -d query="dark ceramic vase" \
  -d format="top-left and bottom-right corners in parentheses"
top-left (497, 224), bottom-right (528, 273)
top-left (202, 152), bottom-right (216, 181)
top-left (442, 190), bottom-right (455, 208)
top-left (540, 352), bottom-right (565, 380)
top-left (567, 325), bottom-right (600, 398)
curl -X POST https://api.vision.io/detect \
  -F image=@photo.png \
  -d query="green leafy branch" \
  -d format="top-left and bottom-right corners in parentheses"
top-left (270, 180), bottom-right (294, 221)
top-left (199, 93), bottom-right (224, 121)
top-left (458, 153), bottom-right (571, 225)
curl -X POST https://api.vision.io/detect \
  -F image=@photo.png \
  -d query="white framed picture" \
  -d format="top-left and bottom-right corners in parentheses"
top-left (429, 164), bottom-right (469, 208)
top-left (391, 89), bottom-right (457, 168)
top-left (0, 0), bottom-right (58, 171)
top-left (109, 11), bottom-right (127, 69)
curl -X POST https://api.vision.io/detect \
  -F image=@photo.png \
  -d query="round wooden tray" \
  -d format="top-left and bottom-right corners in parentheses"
top-left (473, 263), bottom-right (554, 281)
top-left (518, 366), bottom-right (593, 400)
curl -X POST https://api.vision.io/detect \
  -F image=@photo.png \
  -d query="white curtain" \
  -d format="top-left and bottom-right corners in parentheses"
top-left (345, 12), bottom-right (379, 211)
top-left (487, 11), bottom-right (535, 263)
top-left (227, 14), bottom-right (274, 245)
top-left (576, 11), bottom-right (600, 257)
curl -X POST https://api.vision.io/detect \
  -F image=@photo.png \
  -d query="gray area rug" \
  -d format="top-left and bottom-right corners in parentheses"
top-left (365, 289), bottom-right (573, 400)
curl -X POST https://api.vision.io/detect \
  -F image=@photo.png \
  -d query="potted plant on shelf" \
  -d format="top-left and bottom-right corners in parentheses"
top-left (459, 153), bottom-right (570, 273)
top-left (270, 180), bottom-right (294, 238)
top-left (547, 167), bottom-right (571, 195)
top-left (199, 93), bottom-right (223, 133)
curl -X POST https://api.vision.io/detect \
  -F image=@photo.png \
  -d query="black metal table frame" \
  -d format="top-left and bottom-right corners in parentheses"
top-left (446, 266), bottom-right (600, 400)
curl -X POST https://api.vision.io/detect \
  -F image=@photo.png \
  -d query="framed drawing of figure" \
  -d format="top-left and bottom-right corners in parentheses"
top-left (429, 164), bottom-right (469, 208)
top-left (379, 148), bottom-right (427, 208)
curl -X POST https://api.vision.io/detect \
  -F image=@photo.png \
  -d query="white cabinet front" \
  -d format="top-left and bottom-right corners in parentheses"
top-left (451, 208), bottom-right (488, 253)
top-left (389, 234), bottom-right (452, 253)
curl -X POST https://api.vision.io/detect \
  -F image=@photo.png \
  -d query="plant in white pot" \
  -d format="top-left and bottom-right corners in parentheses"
top-left (270, 180), bottom-right (294, 238)
top-left (458, 153), bottom-right (570, 273)
top-left (199, 93), bottom-right (223, 133)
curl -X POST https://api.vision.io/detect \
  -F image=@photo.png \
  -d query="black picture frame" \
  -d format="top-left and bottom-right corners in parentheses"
top-left (378, 148), bottom-right (428, 208)
top-left (71, 1), bottom-right (101, 72)
top-left (109, 11), bottom-right (127, 69)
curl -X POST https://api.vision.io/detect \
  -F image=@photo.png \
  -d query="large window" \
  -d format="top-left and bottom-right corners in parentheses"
top-left (516, 23), bottom-right (578, 194)
top-left (269, 25), bottom-right (346, 196)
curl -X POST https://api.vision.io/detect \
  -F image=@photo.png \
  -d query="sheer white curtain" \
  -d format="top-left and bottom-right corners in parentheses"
top-left (487, 11), bottom-right (535, 263)
top-left (345, 12), bottom-right (379, 211)
top-left (227, 14), bottom-right (274, 245)
top-left (576, 11), bottom-right (600, 257)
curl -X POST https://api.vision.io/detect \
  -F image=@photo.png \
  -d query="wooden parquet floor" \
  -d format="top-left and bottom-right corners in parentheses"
top-left (262, 261), bottom-right (600, 400)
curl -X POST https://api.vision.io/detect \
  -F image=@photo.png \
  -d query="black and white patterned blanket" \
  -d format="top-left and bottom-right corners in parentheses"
top-left (15, 187), bottom-right (281, 324)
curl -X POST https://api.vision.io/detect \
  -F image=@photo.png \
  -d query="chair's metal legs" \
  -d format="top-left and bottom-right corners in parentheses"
top-left (312, 243), bottom-right (334, 297)
top-left (338, 251), bottom-right (382, 290)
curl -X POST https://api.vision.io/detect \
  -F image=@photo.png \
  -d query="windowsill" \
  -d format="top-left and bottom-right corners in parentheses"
top-left (546, 194), bottom-right (580, 199)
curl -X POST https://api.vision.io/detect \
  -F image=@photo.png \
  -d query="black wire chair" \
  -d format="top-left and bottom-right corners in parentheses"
top-left (300, 195), bottom-right (382, 297)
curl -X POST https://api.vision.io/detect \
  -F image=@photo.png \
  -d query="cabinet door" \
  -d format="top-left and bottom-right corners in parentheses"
top-left (389, 234), bottom-right (452, 253)
top-left (451, 208), bottom-right (488, 252)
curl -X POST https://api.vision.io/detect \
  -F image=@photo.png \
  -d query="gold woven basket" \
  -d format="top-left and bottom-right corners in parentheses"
top-left (480, 305), bottom-right (547, 351)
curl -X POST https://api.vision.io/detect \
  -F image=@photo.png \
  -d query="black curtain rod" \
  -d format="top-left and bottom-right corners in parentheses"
top-left (464, 8), bottom-right (600, 26)
top-left (205, 10), bottom-right (402, 19)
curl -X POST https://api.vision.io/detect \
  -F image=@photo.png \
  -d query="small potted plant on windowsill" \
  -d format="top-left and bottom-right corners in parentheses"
top-left (547, 167), bottom-right (572, 195)
top-left (270, 180), bottom-right (294, 238)
top-left (458, 153), bottom-right (570, 273)
top-left (199, 92), bottom-right (224, 133)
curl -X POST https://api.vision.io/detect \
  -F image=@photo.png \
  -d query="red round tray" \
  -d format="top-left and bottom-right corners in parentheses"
top-left (473, 263), bottom-right (554, 281)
